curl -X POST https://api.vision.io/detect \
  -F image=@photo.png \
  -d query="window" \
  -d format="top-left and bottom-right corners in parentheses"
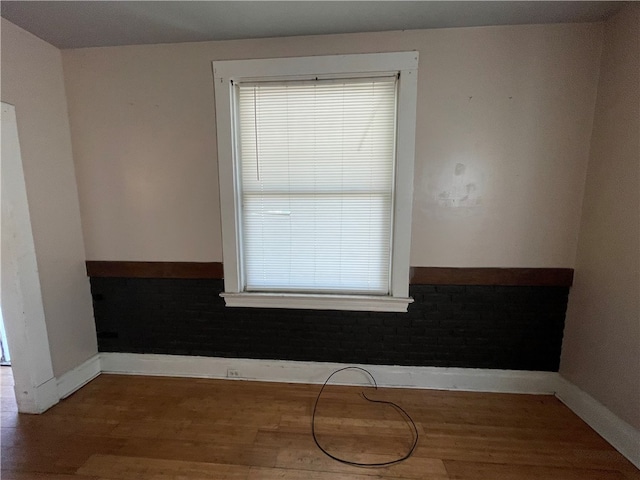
top-left (213, 53), bottom-right (418, 312)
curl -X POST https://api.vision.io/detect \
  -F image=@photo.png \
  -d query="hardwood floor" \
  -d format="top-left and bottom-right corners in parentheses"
top-left (1, 366), bottom-right (638, 479)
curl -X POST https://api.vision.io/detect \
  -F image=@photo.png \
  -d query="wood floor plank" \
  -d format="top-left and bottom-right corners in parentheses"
top-left (247, 466), bottom-right (407, 480)
top-left (2, 473), bottom-right (100, 480)
top-left (115, 436), bottom-right (279, 468)
top-left (419, 420), bottom-right (610, 448)
top-left (77, 453), bottom-right (250, 479)
top-left (443, 459), bottom-right (628, 480)
top-left (275, 447), bottom-right (449, 479)
top-left (1, 433), bottom-right (125, 474)
top-left (280, 413), bottom-right (426, 437)
top-left (413, 437), bottom-right (574, 467)
top-left (567, 449), bottom-right (640, 479)
top-left (1, 391), bottom-right (17, 412)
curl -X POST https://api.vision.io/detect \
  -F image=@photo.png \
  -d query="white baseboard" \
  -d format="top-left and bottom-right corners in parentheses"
top-left (555, 376), bottom-right (640, 469)
top-left (99, 353), bottom-right (559, 394)
top-left (57, 354), bottom-right (101, 399)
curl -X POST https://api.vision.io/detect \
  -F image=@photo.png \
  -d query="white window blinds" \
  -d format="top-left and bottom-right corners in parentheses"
top-left (237, 77), bottom-right (397, 294)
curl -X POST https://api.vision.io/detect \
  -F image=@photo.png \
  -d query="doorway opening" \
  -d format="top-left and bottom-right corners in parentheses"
top-left (0, 304), bottom-right (16, 413)
top-left (0, 308), bottom-right (11, 366)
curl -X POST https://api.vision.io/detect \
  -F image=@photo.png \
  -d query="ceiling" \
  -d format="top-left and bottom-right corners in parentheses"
top-left (1, 1), bottom-right (625, 50)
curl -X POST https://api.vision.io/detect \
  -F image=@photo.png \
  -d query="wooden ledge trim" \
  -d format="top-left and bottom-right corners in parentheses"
top-left (86, 261), bottom-right (223, 279)
top-left (410, 267), bottom-right (573, 287)
top-left (86, 262), bottom-right (573, 286)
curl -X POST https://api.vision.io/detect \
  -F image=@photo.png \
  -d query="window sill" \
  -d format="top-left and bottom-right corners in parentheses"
top-left (220, 292), bottom-right (413, 312)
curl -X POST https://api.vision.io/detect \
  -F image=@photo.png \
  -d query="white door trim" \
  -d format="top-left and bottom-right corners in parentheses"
top-left (1, 102), bottom-right (59, 413)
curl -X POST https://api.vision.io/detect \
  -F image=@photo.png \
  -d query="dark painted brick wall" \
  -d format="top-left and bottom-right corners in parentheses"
top-left (90, 278), bottom-right (568, 371)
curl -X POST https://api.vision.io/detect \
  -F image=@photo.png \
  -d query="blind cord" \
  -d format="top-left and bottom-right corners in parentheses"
top-left (253, 86), bottom-right (260, 180)
top-left (311, 366), bottom-right (419, 467)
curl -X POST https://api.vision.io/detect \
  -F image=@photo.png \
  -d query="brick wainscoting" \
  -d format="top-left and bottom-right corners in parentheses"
top-left (89, 275), bottom-right (569, 371)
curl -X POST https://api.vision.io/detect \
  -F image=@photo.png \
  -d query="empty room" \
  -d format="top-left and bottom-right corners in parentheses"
top-left (1, 1), bottom-right (638, 479)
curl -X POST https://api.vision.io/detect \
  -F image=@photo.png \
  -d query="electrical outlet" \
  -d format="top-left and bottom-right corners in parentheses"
top-left (227, 368), bottom-right (240, 378)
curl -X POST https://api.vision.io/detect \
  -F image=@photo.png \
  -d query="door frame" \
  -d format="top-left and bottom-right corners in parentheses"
top-left (1, 102), bottom-right (59, 413)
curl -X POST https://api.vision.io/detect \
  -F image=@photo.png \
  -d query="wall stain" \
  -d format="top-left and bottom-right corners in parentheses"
top-left (436, 163), bottom-right (483, 209)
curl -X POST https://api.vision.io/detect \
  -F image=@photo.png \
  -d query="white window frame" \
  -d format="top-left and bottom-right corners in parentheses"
top-left (213, 52), bottom-right (418, 312)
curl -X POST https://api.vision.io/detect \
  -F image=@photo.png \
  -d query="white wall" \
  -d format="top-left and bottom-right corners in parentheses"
top-left (1, 19), bottom-right (98, 377)
top-left (560, 4), bottom-right (640, 430)
top-left (62, 22), bottom-right (602, 267)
